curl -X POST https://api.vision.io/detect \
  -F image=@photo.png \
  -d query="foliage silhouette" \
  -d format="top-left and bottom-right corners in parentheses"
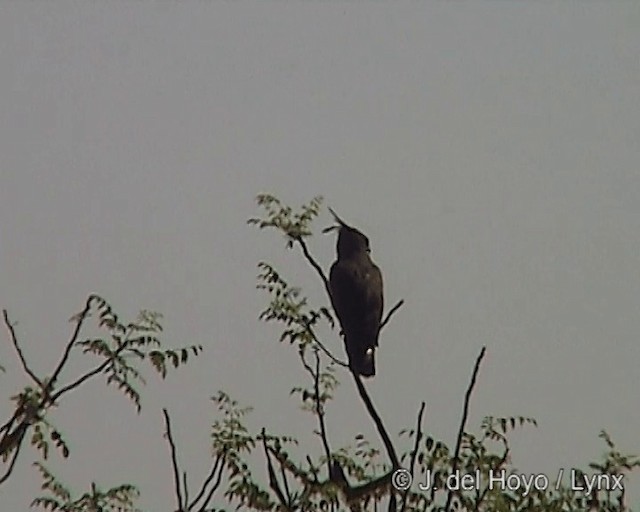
top-left (1, 295), bottom-right (202, 507)
top-left (1, 196), bottom-right (637, 511)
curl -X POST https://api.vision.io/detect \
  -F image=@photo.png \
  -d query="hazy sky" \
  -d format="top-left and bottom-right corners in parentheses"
top-left (1, 2), bottom-right (639, 510)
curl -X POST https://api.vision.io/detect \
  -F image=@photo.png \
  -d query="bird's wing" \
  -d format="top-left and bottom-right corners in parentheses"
top-left (370, 262), bottom-right (384, 330)
top-left (329, 258), bottom-right (383, 345)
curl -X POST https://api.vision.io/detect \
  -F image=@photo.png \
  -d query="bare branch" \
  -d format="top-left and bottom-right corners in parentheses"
top-left (189, 455), bottom-right (223, 510)
top-left (182, 471), bottom-right (189, 512)
top-left (261, 429), bottom-right (289, 510)
top-left (301, 349), bottom-right (333, 476)
top-left (163, 408), bottom-right (184, 512)
top-left (195, 456), bottom-right (225, 512)
top-left (296, 237), bottom-right (331, 299)
top-left (380, 299), bottom-right (404, 331)
top-left (50, 360), bottom-right (110, 403)
top-left (314, 351), bottom-right (333, 476)
top-left (3, 309), bottom-right (43, 389)
top-left (49, 296), bottom-right (95, 392)
top-left (303, 322), bottom-right (348, 369)
top-left (280, 461), bottom-right (292, 506)
top-left (444, 346), bottom-right (487, 512)
top-left (351, 372), bottom-right (399, 469)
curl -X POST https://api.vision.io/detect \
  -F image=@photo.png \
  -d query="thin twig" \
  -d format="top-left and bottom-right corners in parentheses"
top-left (280, 462), bottom-right (292, 505)
top-left (3, 310), bottom-right (43, 388)
top-left (351, 373), bottom-right (399, 469)
top-left (163, 408), bottom-right (184, 512)
top-left (196, 458), bottom-right (225, 512)
top-left (314, 351), bottom-right (333, 475)
top-left (304, 322), bottom-right (348, 368)
top-left (51, 321), bottom-right (135, 403)
top-left (261, 429), bottom-right (289, 509)
top-left (182, 471), bottom-right (189, 512)
top-left (380, 300), bottom-right (404, 331)
top-left (400, 401), bottom-right (426, 512)
top-left (301, 349), bottom-right (333, 476)
top-left (189, 454), bottom-right (223, 510)
top-left (51, 360), bottom-right (110, 402)
top-left (444, 346), bottom-right (487, 512)
top-left (49, 296), bottom-right (95, 391)
top-left (296, 237), bottom-right (332, 299)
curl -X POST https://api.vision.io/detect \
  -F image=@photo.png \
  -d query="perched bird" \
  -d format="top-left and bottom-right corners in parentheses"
top-left (327, 209), bottom-right (384, 377)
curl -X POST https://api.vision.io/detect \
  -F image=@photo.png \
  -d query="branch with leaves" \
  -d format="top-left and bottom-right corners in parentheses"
top-left (0, 294), bottom-right (202, 487)
top-left (250, 195), bottom-right (407, 509)
top-left (161, 193), bottom-right (638, 512)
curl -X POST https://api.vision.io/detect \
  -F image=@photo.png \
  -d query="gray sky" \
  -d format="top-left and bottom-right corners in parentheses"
top-left (1, 2), bottom-right (639, 510)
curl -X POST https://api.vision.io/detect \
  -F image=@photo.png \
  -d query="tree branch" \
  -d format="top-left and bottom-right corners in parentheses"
top-left (280, 462), bottom-right (292, 506)
top-left (351, 372), bottom-right (399, 469)
top-left (2, 298), bottom-right (98, 475)
top-left (195, 457), bottom-right (225, 512)
top-left (261, 429), bottom-right (290, 510)
top-left (189, 454), bottom-right (224, 511)
top-left (163, 408), bottom-right (184, 512)
top-left (444, 346), bottom-right (486, 512)
top-left (50, 360), bottom-right (110, 403)
top-left (49, 296), bottom-right (95, 392)
top-left (303, 322), bottom-right (348, 369)
top-left (296, 237), bottom-right (332, 299)
top-left (301, 349), bottom-right (333, 477)
top-left (3, 310), bottom-right (43, 389)
top-left (380, 300), bottom-right (404, 331)
top-left (50, 324), bottom-right (135, 403)
top-left (182, 471), bottom-right (189, 512)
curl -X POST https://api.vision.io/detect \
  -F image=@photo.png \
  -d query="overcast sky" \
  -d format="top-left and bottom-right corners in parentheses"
top-left (1, 2), bottom-right (639, 510)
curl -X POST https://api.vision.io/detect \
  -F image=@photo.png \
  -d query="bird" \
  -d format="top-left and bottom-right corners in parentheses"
top-left (327, 208), bottom-right (384, 377)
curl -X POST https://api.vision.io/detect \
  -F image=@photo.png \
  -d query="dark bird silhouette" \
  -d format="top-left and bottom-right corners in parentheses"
top-left (327, 209), bottom-right (384, 377)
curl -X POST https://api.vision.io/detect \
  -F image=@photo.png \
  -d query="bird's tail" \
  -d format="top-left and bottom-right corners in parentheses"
top-left (349, 346), bottom-right (375, 377)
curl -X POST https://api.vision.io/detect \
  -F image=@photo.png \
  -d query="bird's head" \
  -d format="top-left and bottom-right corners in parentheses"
top-left (324, 208), bottom-right (371, 258)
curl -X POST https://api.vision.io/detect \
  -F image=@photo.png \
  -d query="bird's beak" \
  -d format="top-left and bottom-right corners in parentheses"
top-left (322, 224), bottom-right (340, 234)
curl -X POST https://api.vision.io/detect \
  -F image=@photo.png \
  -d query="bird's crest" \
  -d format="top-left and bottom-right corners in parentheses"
top-left (322, 207), bottom-right (349, 234)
